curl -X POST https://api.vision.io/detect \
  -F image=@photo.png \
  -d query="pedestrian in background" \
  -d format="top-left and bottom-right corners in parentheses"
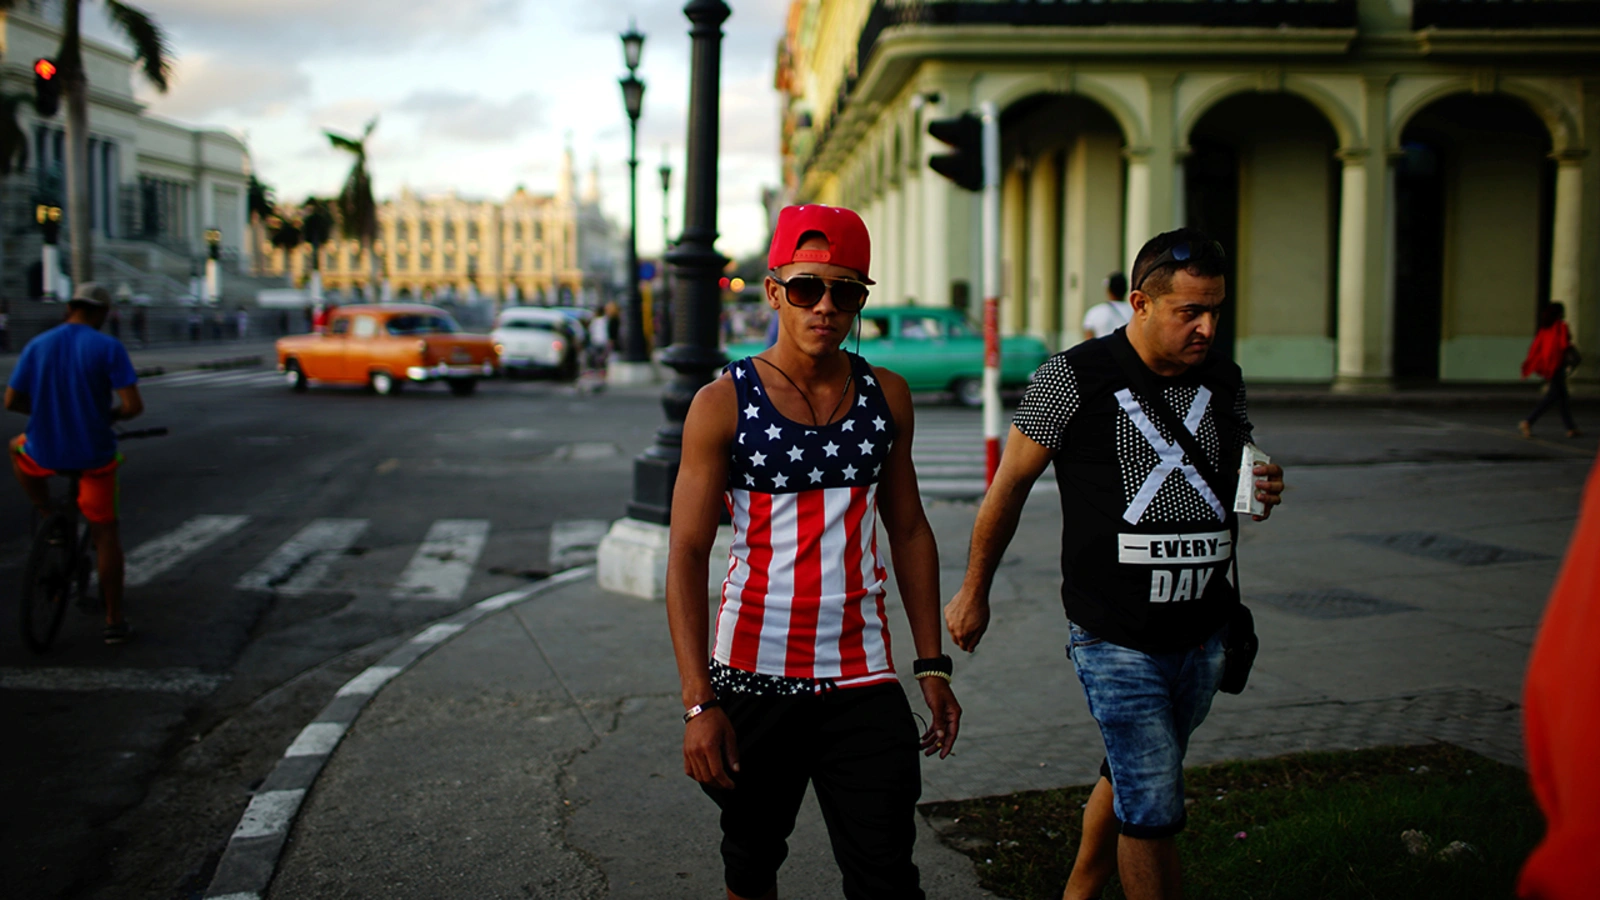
top-left (588, 303), bottom-right (615, 371)
top-left (1520, 302), bottom-right (1580, 438)
top-left (1082, 271), bottom-right (1133, 341)
top-left (235, 306), bottom-right (250, 341)
top-left (947, 228), bottom-right (1284, 900)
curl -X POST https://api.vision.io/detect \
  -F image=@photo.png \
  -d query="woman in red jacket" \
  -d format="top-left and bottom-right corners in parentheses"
top-left (1519, 303), bottom-right (1580, 438)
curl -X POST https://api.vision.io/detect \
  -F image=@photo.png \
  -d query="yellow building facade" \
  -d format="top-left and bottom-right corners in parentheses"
top-left (777, 0), bottom-right (1600, 384)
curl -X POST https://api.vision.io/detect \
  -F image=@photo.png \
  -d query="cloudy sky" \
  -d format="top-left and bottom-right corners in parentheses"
top-left (98, 0), bottom-right (788, 258)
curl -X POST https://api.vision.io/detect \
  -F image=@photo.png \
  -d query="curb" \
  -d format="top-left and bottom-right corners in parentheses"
top-left (200, 566), bottom-right (595, 900)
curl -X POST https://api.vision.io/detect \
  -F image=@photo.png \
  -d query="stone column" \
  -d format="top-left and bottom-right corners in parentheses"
top-left (1550, 153), bottom-right (1584, 344)
top-left (1123, 148), bottom-right (1152, 276)
top-left (1333, 146), bottom-right (1394, 388)
top-left (1026, 149), bottom-right (1060, 347)
top-left (1001, 162), bottom-right (1028, 335)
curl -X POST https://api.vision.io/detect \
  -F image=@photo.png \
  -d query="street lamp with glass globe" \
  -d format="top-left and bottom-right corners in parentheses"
top-left (616, 21), bottom-right (650, 373)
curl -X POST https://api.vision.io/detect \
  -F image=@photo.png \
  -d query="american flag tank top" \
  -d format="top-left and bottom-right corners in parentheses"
top-left (714, 352), bottom-right (899, 688)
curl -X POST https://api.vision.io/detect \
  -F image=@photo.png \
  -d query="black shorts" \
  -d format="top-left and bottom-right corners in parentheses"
top-left (702, 682), bottom-right (925, 899)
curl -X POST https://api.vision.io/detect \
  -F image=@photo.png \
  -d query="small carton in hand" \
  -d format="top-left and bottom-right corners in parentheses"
top-left (1234, 443), bottom-right (1271, 517)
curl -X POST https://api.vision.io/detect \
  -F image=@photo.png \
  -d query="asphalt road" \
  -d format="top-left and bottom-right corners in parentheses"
top-left (0, 356), bottom-right (1593, 899)
top-left (0, 368), bottom-right (658, 899)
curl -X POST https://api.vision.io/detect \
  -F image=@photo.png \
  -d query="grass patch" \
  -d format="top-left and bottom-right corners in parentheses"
top-left (920, 744), bottom-right (1541, 900)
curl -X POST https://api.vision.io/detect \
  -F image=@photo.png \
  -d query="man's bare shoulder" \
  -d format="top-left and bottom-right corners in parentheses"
top-left (868, 364), bottom-right (910, 398)
top-left (686, 372), bottom-right (739, 428)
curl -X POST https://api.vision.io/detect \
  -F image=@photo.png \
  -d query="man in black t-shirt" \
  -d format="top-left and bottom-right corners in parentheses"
top-left (945, 229), bottom-right (1285, 900)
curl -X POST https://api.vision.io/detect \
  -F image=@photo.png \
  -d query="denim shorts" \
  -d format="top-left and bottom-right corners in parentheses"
top-left (1067, 621), bottom-right (1226, 838)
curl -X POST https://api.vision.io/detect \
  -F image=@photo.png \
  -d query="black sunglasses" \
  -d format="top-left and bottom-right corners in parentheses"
top-left (1133, 239), bottom-right (1226, 293)
top-left (770, 274), bottom-right (870, 313)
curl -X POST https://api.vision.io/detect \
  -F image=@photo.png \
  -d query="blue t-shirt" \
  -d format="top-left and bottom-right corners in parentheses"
top-left (8, 323), bottom-right (138, 470)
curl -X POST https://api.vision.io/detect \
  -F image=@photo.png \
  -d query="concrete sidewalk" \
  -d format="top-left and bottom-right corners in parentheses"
top-left (253, 439), bottom-right (1583, 898)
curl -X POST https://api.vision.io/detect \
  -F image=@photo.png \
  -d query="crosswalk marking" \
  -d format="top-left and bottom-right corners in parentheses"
top-left (392, 519), bottom-right (491, 601)
top-left (237, 518), bottom-right (369, 594)
top-left (125, 514), bottom-right (251, 586)
top-left (144, 369), bottom-right (283, 389)
top-left (911, 420), bottom-right (1054, 498)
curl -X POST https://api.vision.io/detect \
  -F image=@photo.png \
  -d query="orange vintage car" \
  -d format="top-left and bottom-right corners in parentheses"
top-left (276, 304), bottom-right (499, 396)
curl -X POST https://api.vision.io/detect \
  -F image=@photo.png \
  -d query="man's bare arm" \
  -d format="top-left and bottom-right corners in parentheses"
top-left (664, 376), bottom-right (742, 790)
top-left (112, 385), bottom-right (143, 422)
top-left (945, 425), bottom-right (1054, 652)
top-left (4, 387), bottom-right (29, 414)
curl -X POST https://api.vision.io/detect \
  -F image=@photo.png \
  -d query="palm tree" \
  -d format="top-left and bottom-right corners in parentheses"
top-left (267, 213), bottom-right (301, 287)
top-left (299, 197), bottom-right (334, 301)
top-left (247, 175), bottom-right (275, 276)
top-left (326, 119), bottom-right (378, 301)
top-left (7, 0), bottom-right (174, 286)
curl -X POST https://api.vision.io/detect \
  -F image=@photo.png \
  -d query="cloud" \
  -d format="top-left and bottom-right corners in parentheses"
top-left (395, 91), bottom-right (545, 143)
top-left (136, 0), bottom-right (524, 60)
top-left (139, 54), bottom-right (311, 120)
top-left (567, 0), bottom-right (788, 69)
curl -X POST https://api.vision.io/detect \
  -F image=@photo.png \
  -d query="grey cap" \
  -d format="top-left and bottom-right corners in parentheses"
top-left (71, 282), bottom-right (113, 306)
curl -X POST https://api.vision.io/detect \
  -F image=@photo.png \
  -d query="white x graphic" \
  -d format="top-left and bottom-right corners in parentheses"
top-left (1114, 387), bottom-right (1227, 525)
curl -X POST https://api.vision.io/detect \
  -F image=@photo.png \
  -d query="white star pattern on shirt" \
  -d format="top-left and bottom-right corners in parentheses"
top-left (872, 416), bottom-right (887, 432)
top-left (805, 430), bottom-right (816, 436)
top-left (744, 472), bottom-right (755, 486)
top-left (873, 464), bottom-right (882, 477)
top-left (738, 432), bottom-right (746, 444)
top-left (864, 374), bottom-right (876, 386)
top-left (857, 395), bottom-right (868, 408)
top-left (822, 441), bottom-right (839, 457)
top-left (734, 366), bottom-right (745, 378)
top-left (808, 468), bottom-right (824, 483)
top-left (772, 473), bottom-right (788, 488)
top-left (858, 440), bottom-right (874, 455)
top-left (750, 451), bottom-right (767, 467)
top-left (765, 424), bottom-right (782, 441)
top-left (787, 445), bottom-right (804, 462)
top-left (753, 385), bottom-right (761, 394)
top-left (841, 419), bottom-right (855, 431)
top-left (842, 464), bottom-right (858, 479)
top-left (744, 404), bottom-right (760, 420)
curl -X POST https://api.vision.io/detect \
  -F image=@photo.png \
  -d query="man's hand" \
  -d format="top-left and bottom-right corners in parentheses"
top-left (683, 708), bottom-right (740, 790)
top-left (1251, 462), bottom-right (1285, 522)
top-left (918, 677), bottom-right (961, 759)
top-left (945, 585), bottom-right (991, 653)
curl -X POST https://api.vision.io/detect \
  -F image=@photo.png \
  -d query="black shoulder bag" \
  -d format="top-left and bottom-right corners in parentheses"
top-left (1105, 338), bottom-right (1258, 695)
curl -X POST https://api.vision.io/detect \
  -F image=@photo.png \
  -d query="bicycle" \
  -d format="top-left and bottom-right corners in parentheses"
top-left (18, 427), bottom-right (168, 652)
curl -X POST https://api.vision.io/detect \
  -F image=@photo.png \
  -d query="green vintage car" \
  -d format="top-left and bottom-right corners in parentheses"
top-left (727, 306), bottom-right (1051, 407)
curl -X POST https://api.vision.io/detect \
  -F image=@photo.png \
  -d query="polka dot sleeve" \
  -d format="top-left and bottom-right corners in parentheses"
top-left (1233, 382), bottom-right (1256, 446)
top-left (1012, 354), bottom-right (1079, 451)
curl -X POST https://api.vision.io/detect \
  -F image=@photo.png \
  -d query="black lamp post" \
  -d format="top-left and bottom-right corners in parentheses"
top-left (656, 150), bottom-right (673, 348)
top-left (626, 0), bottom-right (730, 524)
top-left (619, 21), bottom-right (649, 364)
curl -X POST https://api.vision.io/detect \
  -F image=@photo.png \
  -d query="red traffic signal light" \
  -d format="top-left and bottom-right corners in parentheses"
top-left (718, 276), bottom-right (731, 290)
top-left (928, 113), bottom-right (983, 192)
top-left (33, 58), bottom-right (60, 118)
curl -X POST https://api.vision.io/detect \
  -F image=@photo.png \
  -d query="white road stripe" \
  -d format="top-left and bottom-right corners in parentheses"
top-left (392, 519), bottom-right (490, 601)
top-left (232, 789), bottom-right (305, 840)
top-left (126, 515), bottom-right (250, 587)
top-left (411, 622), bottom-right (465, 645)
top-left (146, 370), bottom-right (217, 386)
top-left (0, 666), bottom-right (226, 694)
top-left (236, 519), bottom-right (368, 594)
top-left (919, 479), bottom-right (1058, 499)
top-left (283, 722), bottom-right (347, 757)
top-left (200, 370), bottom-right (272, 386)
top-left (335, 665), bottom-right (402, 697)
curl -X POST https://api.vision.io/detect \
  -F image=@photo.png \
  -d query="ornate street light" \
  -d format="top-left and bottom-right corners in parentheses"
top-left (617, 22), bottom-right (649, 368)
top-left (657, 149), bottom-right (673, 348)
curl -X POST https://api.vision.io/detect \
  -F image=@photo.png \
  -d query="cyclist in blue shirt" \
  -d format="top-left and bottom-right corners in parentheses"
top-left (6, 283), bottom-right (143, 644)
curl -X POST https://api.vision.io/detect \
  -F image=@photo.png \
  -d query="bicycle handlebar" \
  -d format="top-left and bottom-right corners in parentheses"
top-left (117, 427), bottom-right (169, 440)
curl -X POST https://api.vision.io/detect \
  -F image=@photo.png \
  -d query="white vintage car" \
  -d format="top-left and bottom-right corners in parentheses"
top-left (491, 307), bottom-right (579, 380)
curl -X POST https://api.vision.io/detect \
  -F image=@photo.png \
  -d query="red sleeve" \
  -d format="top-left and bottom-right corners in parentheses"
top-left (1519, 455), bottom-right (1600, 899)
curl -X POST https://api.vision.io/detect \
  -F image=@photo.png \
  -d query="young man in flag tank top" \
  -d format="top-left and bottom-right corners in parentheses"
top-left (666, 205), bottom-right (961, 900)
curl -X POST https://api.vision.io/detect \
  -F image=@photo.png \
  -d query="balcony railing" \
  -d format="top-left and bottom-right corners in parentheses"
top-left (1412, 0), bottom-right (1600, 28)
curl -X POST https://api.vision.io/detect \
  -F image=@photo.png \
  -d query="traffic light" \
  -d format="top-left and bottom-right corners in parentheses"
top-left (33, 58), bottom-right (59, 118)
top-left (927, 113), bottom-right (982, 192)
top-left (36, 204), bottom-right (61, 244)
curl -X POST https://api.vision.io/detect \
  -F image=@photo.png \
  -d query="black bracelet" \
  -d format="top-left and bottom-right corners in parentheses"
top-left (683, 698), bottom-right (721, 723)
top-left (913, 655), bottom-right (953, 678)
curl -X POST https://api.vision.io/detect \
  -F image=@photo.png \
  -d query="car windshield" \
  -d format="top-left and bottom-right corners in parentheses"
top-left (500, 318), bottom-right (558, 332)
top-left (386, 314), bottom-right (460, 336)
top-left (946, 318), bottom-right (976, 338)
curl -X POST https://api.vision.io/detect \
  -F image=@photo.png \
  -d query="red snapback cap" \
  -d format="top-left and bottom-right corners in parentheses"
top-left (766, 204), bottom-right (874, 284)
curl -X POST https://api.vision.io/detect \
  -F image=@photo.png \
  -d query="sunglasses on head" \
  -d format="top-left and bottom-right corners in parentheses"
top-left (1133, 239), bottom-right (1227, 293)
top-left (770, 274), bottom-right (870, 313)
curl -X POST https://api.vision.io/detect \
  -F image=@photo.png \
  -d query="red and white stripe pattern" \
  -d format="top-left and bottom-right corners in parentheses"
top-left (713, 354), bottom-right (898, 688)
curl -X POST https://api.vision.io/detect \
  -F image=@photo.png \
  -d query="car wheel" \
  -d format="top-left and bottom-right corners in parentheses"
top-left (953, 377), bottom-right (983, 408)
top-left (285, 360), bottom-right (308, 393)
top-left (448, 378), bottom-right (478, 397)
top-left (371, 370), bottom-right (399, 395)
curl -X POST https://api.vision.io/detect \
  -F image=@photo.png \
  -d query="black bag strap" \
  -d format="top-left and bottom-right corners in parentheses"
top-left (1105, 334), bottom-right (1235, 508)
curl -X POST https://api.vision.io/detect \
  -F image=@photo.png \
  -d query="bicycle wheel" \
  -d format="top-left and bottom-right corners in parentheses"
top-left (20, 513), bottom-right (75, 652)
top-left (73, 520), bottom-right (101, 614)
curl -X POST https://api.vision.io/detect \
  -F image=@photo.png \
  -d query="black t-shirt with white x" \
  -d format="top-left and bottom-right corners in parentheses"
top-left (1014, 329), bottom-right (1254, 654)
